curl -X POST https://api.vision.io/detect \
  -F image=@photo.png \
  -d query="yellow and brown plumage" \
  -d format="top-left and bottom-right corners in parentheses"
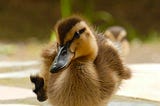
top-left (30, 16), bottom-right (131, 106)
top-left (104, 26), bottom-right (130, 57)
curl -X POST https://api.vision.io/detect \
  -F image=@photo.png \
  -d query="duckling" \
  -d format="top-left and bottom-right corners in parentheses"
top-left (104, 26), bottom-right (130, 57)
top-left (30, 16), bottom-right (131, 106)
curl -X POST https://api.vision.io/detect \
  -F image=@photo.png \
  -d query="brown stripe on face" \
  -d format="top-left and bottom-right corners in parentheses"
top-left (57, 17), bottom-right (82, 45)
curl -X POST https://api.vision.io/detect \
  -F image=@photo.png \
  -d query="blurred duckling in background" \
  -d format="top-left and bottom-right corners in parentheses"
top-left (30, 16), bottom-right (131, 106)
top-left (104, 26), bottom-right (130, 57)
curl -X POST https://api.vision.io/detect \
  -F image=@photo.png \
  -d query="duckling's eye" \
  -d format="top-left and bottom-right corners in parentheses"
top-left (74, 28), bottom-right (86, 39)
top-left (79, 28), bottom-right (86, 34)
top-left (74, 32), bottom-right (80, 39)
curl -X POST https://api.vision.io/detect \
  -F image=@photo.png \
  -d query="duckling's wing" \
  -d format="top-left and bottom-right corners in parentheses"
top-left (94, 34), bottom-right (131, 80)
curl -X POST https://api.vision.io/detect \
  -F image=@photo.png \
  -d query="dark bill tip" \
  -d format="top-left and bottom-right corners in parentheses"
top-left (50, 64), bottom-right (65, 73)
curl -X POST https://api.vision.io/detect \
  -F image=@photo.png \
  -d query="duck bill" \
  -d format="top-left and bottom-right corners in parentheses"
top-left (50, 44), bottom-right (73, 73)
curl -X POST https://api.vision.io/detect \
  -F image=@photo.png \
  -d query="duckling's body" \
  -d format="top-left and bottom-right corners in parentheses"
top-left (30, 16), bottom-right (131, 106)
top-left (48, 59), bottom-right (101, 106)
top-left (104, 26), bottom-right (130, 57)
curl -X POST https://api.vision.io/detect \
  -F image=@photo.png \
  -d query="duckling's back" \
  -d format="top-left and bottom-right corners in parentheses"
top-left (94, 34), bottom-right (131, 102)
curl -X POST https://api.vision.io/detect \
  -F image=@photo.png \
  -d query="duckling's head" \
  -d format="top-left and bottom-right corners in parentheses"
top-left (104, 26), bottom-right (127, 43)
top-left (50, 16), bottom-right (98, 73)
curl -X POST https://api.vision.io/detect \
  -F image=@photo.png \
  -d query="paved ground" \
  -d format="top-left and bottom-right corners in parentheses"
top-left (118, 64), bottom-right (160, 101)
top-left (0, 85), bottom-right (35, 100)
